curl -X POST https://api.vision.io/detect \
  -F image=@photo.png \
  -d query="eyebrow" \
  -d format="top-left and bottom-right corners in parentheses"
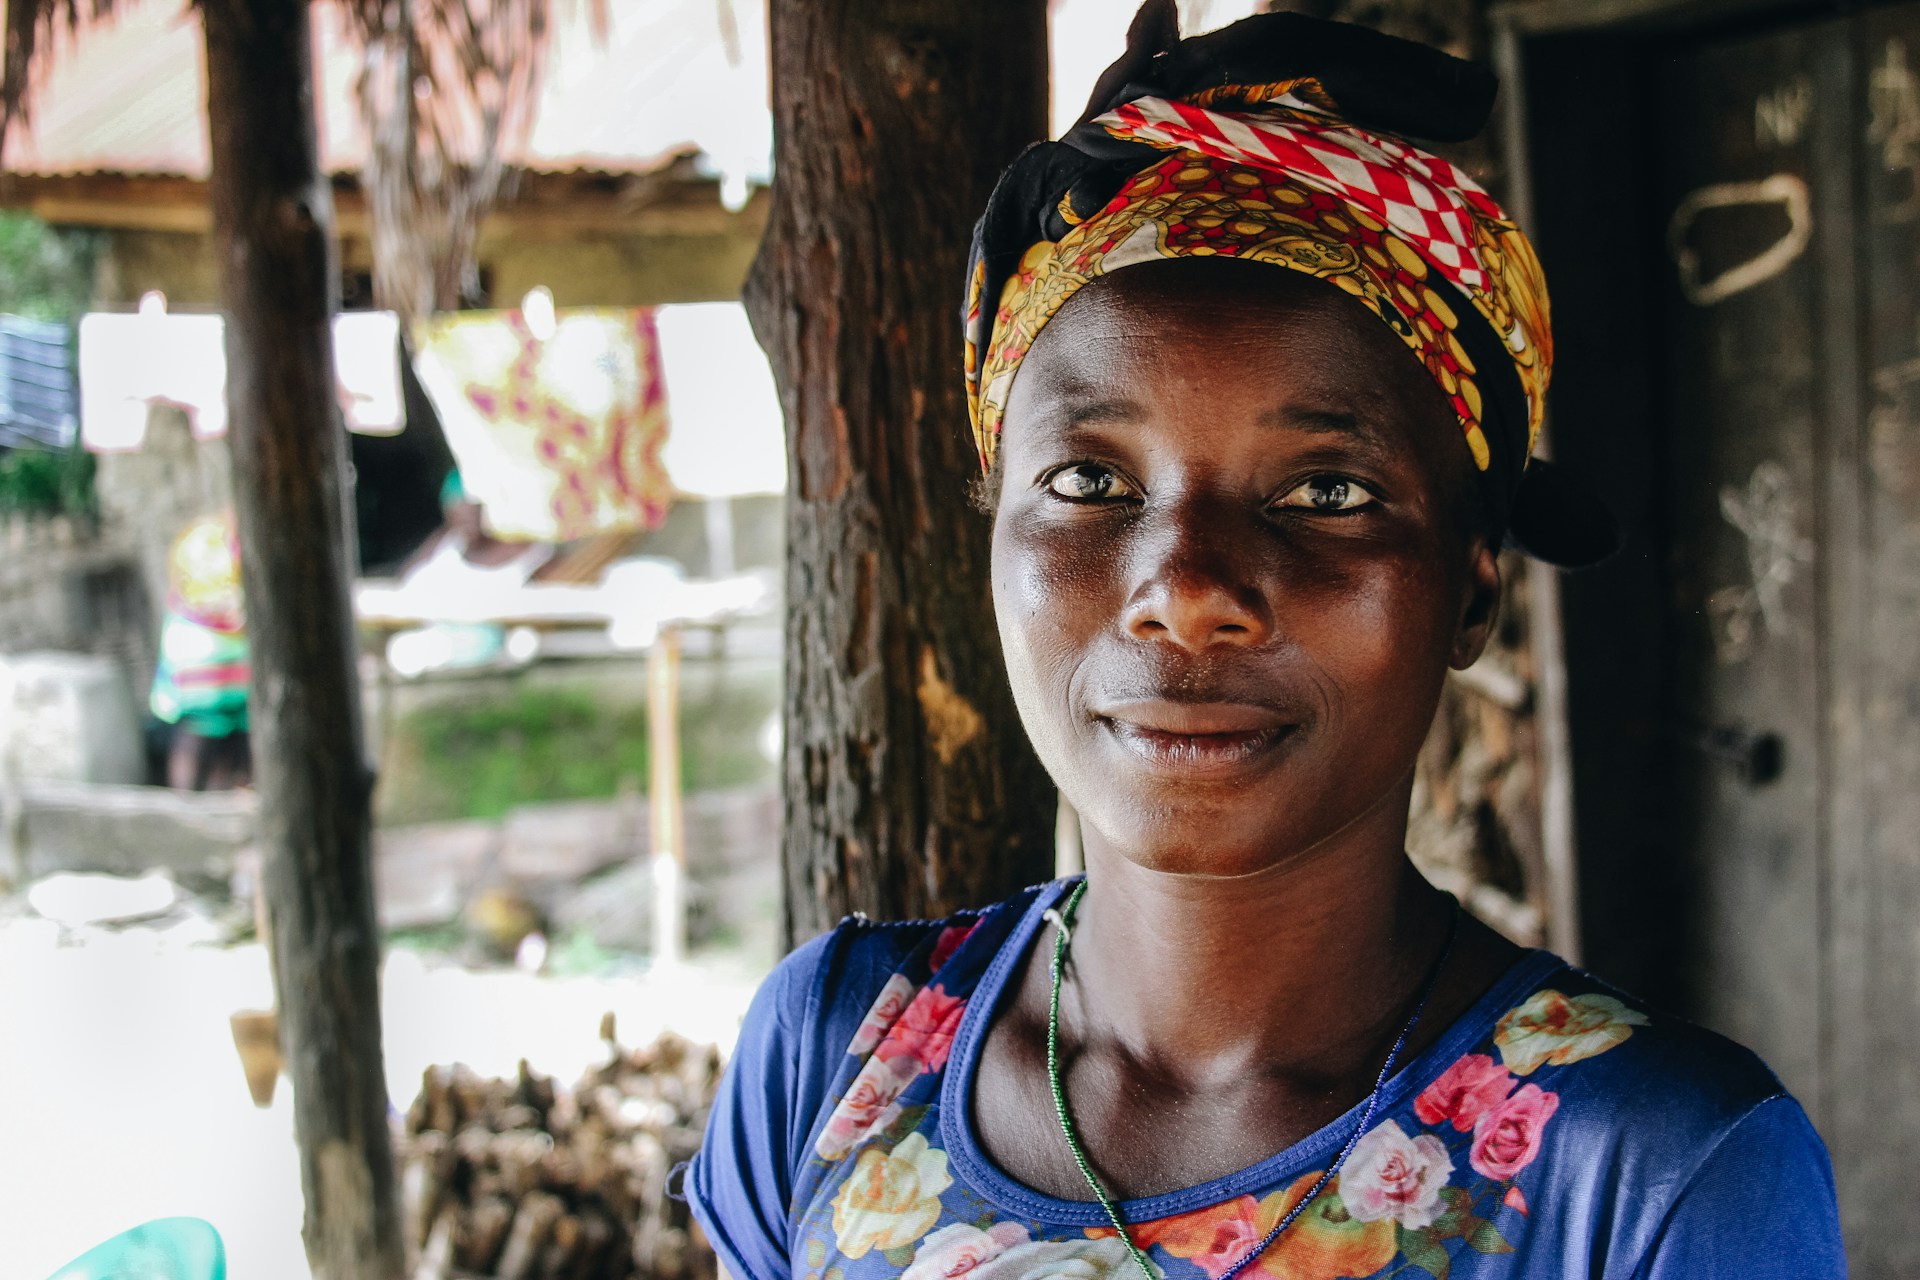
top-left (1008, 391), bottom-right (1146, 441)
top-left (1025, 391), bottom-right (1390, 449)
top-left (1257, 406), bottom-right (1380, 440)
top-left (1063, 398), bottom-right (1143, 428)
top-left (1043, 399), bottom-right (1372, 430)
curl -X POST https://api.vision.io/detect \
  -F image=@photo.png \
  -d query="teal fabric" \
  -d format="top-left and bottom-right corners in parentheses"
top-left (149, 614), bottom-right (249, 737)
top-left (45, 1218), bottom-right (226, 1280)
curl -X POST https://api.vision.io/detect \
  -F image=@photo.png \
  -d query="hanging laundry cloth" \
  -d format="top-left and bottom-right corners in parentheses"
top-left (79, 312), bottom-right (226, 450)
top-left (409, 308), bottom-right (673, 541)
top-left (653, 302), bottom-right (787, 499)
top-left (330, 311), bottom-right (406, 433)
top-left (77, 310), bottom-right (405, 451)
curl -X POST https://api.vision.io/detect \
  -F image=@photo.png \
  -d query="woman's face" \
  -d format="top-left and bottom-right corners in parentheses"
top-left (991, 258), bottom-right (1500, 878)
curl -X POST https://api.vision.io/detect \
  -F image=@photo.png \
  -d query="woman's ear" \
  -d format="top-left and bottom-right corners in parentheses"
top-left (1450, 539), bottom-right (1502, 670)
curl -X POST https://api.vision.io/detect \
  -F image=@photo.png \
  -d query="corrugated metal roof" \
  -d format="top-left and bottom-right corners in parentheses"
top-left (0, 0), bottom-right (771, 183)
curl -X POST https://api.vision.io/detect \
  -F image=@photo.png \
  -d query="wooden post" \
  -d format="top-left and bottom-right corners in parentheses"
top-left (649, 625), bottom-right (686, 967)
top-left (749, 0), bottom-right (1056, 943)
top-left (201, 3), bottom-right (403, 1277)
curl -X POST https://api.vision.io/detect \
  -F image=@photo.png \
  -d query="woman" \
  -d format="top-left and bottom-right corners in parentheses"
top-left (687, 9), bottom-right (1846, 1278)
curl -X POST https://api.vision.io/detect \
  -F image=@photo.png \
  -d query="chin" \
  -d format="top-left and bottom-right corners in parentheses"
top-left (1074, 786), bottom-right (1347, 880)
top-left (1062, 740), bottom-right (1419, 881)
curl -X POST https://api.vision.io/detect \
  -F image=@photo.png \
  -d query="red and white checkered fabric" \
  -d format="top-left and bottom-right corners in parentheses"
top-left (1098, 95), bottom-right (1501, 298)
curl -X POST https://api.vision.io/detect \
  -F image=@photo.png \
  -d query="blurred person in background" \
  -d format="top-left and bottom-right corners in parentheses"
top-left (149, 511), bottom-right (250, 791)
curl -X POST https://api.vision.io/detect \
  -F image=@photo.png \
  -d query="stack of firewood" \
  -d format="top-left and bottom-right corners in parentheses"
top-left (399, 1017), bottom-right (724, 1280)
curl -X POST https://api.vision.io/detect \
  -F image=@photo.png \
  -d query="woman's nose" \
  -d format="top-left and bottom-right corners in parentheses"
top-left (1120, 512), bottom-right (1273, 650)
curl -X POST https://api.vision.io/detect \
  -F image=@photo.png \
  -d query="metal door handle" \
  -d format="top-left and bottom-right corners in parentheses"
top-left (1684, 723), bottom-right (1786, 786)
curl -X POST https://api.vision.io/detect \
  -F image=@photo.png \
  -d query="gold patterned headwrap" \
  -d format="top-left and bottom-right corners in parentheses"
top-left (963, 11), bottom-right (1609, 564)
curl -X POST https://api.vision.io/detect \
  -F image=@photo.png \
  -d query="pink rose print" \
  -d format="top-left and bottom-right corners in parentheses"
top-left (1338, 1119), bottom-right (1454, 1230)
top-left (815, 1052), bottom-right (922, 1160)
top-left (1470, 1083), bottom-right (1560, 1180)
top-left (901, 1222), bottom-right (1032, 1280)
top-left (1414, 1053), bottom-right (1516, 1132)
top-left (930, 922), bottom-right (979, 973)
top-left (848, 974), bottom-right (918, 1058)
top-left (875, 984), bottom-right (967, 1074)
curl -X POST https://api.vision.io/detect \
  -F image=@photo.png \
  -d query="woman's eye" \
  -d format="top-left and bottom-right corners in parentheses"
top-left (1275, 475), bottom-right (1377, 513)
top-left (1045, 464), bottom-right (1136, 502)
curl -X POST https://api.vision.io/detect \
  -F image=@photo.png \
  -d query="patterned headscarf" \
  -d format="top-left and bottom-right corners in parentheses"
top-left (964, 8), bottom-right (1612, 565)
top-left (168, 511), bottom-right (244, 634)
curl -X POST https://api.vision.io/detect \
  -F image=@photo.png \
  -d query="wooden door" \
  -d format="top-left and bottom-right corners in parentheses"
top-left (1654, 16), bottom-right (1848, 1119)
top-left (1559, 8), bottom-right (1920, 1270)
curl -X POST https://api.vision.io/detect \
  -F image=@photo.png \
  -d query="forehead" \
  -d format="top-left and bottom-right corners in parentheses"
top-left (1001, 258), bottom-right (1450, 441)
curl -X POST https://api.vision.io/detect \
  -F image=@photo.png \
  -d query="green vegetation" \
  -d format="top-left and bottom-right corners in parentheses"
top-left (0, 212), bottom-right (99, 323)
top-left (544, 926), bottom-right (634, 976)
top-left (0, 442), bottom-right (95, 519)
top-left (377, 664), bottom-right (780, 826)
top-left (1, 213), bottom-right (101, 520)
top-left (386, 921), bottom-right (468, 954)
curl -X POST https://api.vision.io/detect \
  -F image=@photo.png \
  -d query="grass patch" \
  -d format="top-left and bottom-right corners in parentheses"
top-left (377, 664), bottom-right (778, 826)
top-left (386, 921), bottom-right (467, 954)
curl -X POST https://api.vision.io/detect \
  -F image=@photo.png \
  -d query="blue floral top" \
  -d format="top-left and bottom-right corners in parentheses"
top-left (687, 880), bottom-right (1846, 1280)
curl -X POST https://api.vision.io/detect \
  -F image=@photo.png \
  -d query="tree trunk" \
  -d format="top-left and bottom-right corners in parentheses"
top-left (201, 4), bottom-right (403, 1277)
top-left (749, 0), bottom-right (1055, 944)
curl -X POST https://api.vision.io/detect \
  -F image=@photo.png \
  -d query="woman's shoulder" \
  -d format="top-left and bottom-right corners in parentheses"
top-left (1495, 957), bottom-right (1790, 1123)
top-left (1464, 956), bottom-right (1831, 1214)
top-left (685, 883), bottom-right (1055, 1280)
top-left (1371, 952), bottom-right (1841, 1276)
top-left (1395, 950), bottom-right (1801, 1197)
top-left (747, 882), bottom-right (1052, 1068)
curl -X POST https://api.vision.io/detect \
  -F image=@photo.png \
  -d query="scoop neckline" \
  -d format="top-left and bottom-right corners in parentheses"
top-left (937, 876), bottom-right (1565, 1225)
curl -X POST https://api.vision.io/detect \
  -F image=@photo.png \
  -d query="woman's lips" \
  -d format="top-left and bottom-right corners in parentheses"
top-left (1093, 699), bottom-right (1297, 777)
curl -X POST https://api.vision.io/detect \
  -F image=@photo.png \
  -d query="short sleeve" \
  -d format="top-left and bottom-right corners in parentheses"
top-left (1635, 1095), bottom-right (1847, 1279)
top-left (685, 932), bottom-right (836, 1280)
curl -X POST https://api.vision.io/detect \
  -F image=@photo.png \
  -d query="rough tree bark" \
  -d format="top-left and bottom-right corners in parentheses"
top-left (202, 3), bottom-right (403, 1276)
top-left (749, 1), bottom-right (1055, 944)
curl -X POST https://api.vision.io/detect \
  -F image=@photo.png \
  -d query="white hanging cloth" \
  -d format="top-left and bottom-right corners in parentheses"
top-left (78, 310), bottom-right (405, 451)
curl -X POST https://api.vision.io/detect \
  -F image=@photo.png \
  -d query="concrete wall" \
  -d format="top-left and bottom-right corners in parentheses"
top-left (0, 407), bottom-right (232, 755)
top-left (91, 406), bottom-right (235, 637)
top-left (0, 518), bottom-right (133, 651)
top-left (480, 231), bottom-right (758, 311)
top-left (93, 229), bottom-right (222, 309)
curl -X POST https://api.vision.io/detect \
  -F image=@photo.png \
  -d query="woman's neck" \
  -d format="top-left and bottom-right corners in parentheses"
top-left (1067, 802), bottom-right (1455, 1087)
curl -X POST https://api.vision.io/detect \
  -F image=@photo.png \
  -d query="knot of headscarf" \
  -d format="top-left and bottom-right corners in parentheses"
top-left (963, 8), bottom-right (1581, 556)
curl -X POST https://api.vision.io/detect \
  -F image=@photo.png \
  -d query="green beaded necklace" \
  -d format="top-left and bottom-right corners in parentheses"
top-left (1042, 879), bottom-right (1457, 1280)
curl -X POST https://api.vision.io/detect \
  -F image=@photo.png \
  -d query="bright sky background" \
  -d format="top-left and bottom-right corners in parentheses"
top-left (1051, 0), bottom-right (1267, 136)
